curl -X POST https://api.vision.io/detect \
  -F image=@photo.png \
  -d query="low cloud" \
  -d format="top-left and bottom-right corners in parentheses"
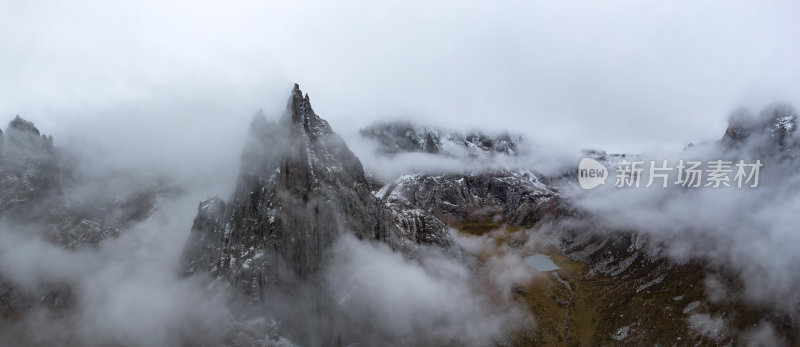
top-left (569, 106), bottom-right (800, 314)
top-left (0, 194), bottom-right (234, 346)
top-left (324, 234), bottom-right (531, 346)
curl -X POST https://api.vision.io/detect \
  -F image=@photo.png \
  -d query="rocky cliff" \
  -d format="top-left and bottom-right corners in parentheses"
top-left (377, 170), bottom-right (559, 236)
top-left (0, 116), bottom-right (60, 220)
top-left (182, 85), bottom-right (440, 300)
top-left (0, 116), bottom-right (175, 325)
top-left (721, 104), bottom-right (798, 155)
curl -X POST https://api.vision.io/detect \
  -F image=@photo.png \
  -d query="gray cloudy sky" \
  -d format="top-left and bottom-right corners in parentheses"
top-left (1, 0), bottom-right (799, 154)
top-left (1, 3), bottom-right (799, 343)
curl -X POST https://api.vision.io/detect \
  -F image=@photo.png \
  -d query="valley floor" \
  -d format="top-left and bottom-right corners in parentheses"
top-left (458, 225), bottom-right (795, 346)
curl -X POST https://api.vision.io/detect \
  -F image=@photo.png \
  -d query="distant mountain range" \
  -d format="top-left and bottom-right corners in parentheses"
top-left (1, 85), bottom-right (797, 346)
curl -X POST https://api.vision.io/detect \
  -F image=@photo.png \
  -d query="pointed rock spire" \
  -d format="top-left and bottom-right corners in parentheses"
top-left (182, 84), bottom-right (406, 299)
top-left (283, 84), bottom-right (332, 140)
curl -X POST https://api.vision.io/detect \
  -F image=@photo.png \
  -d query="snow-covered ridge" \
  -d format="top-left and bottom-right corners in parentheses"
top-left (376, 169), bottom-right (558, 230)
top-left (360, 120), bottom-right (526, 158)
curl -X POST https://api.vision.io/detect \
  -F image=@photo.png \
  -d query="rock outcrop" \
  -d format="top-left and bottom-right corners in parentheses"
top-left (0, 116), bottom-right (60, 219)
top-left (721, 104), bottom-right (798, 158)
top-left (377, 170), bottom-right (559, 233)
top-left (360, 121), bottom-right (525, 157)
top-left (182, 85), bottom-right (424, 298)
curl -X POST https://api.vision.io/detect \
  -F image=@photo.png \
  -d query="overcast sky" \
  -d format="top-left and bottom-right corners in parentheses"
top-left (1, 0), bottom-right (799, 154)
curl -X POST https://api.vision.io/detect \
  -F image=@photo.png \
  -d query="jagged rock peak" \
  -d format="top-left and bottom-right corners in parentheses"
top-left (3, 115), bottom-right (54, 150)
top-left (182, 84), bottom-right (413, 297)
top-left (0, 115), bottom-right (60, 222)
top-left (9, 115), bottom-right (41, 136)
top-left (283, 83), bottom-right (332, 140)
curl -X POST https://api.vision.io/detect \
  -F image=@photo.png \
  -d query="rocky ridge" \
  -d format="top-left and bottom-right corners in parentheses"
top-left (0, 116), bottom-right (177, 325)
top-left (360, 120), bottom-right (525, 157)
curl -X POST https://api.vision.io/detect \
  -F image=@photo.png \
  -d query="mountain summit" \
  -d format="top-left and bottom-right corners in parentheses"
top-left (182, 85), bottom-right (413, 297)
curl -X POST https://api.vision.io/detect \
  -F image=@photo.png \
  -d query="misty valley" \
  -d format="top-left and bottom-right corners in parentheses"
top-left (3, 2), bottom-right (800, 345)
top-left (1, 84), bottom-right (798, 346)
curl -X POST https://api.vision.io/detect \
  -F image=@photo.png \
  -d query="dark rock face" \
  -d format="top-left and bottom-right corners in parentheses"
top-left (0, 116), bottom-right (172, 247)
top-left (360, 121), bottom-right (525, 157)
top-left (0, 116), bottom-right (172, 320)
top-left (721, 104), bottom-right (799, 158)
top-left (378, 170), bottom-right (559, 231)
top-left (0, 116), bottom-right (60, 219)
top-left (361, 121), bottom-right (559, 234)
top-left (182, 85), bottom-right (414, 298)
